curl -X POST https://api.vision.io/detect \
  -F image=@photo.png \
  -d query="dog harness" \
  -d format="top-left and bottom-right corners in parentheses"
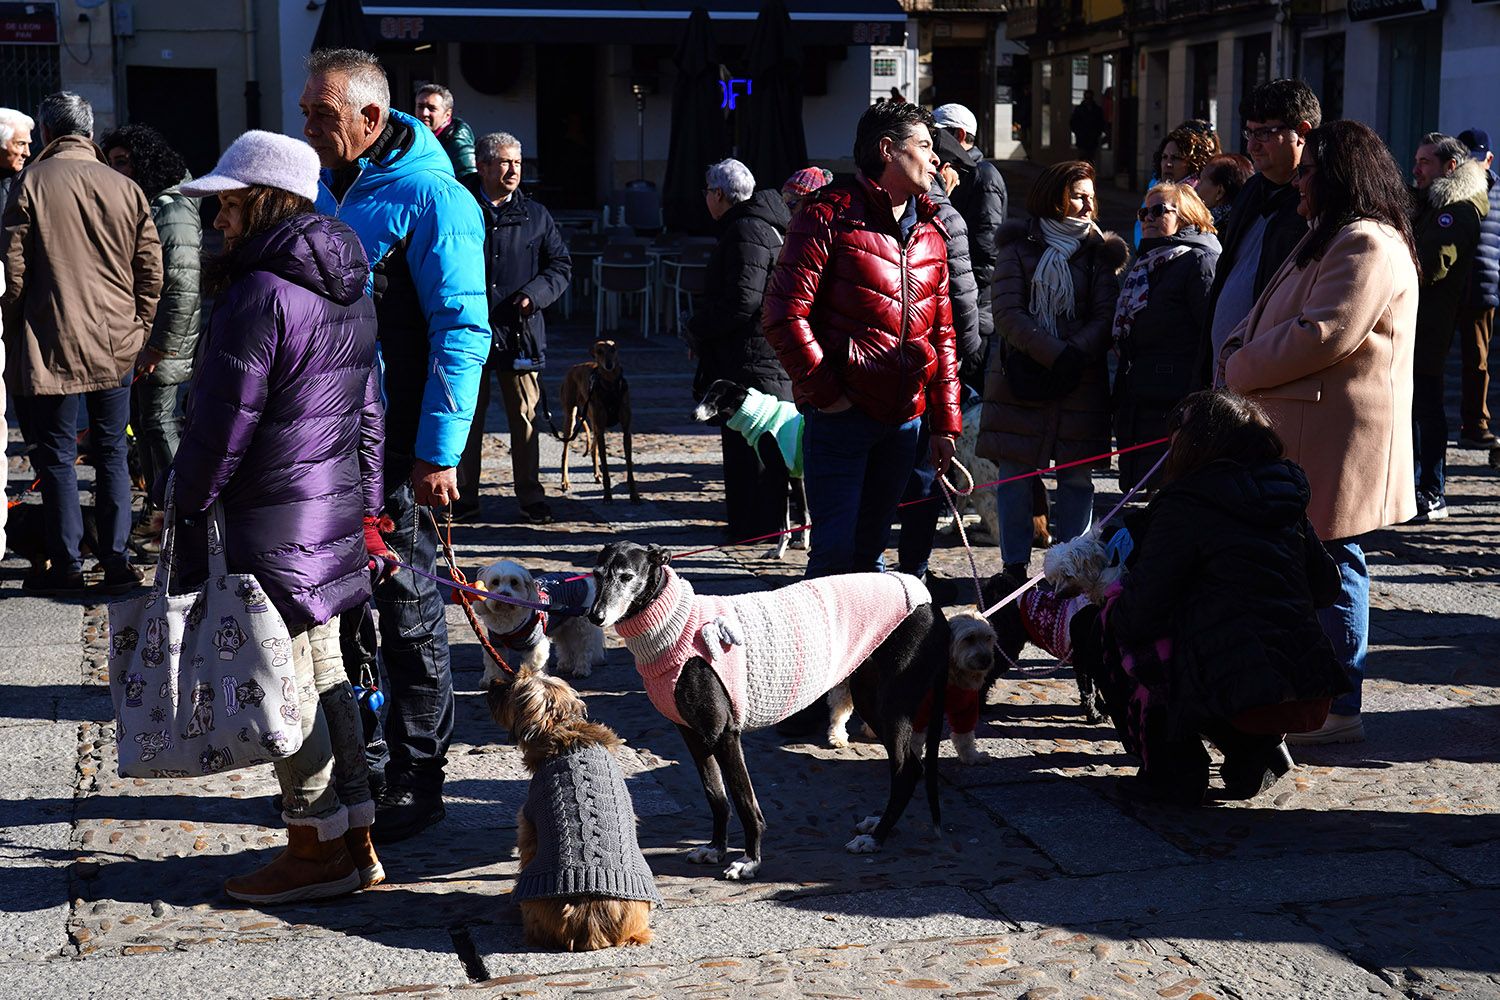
top-left (491, 573), bottom-right (591, 652)
top-left (513, 742), bottom-right (661, 904)
top-left (725, 387), bottom-right (804, 478)
top-left (615, 566), bottom-right (930, 729)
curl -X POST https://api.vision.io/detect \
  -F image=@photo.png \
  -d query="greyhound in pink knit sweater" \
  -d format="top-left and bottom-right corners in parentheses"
top-left (590, 541), bottom-right (950, 881)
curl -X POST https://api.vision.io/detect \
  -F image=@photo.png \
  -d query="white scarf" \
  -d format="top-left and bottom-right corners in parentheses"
top-left (1030, 216), bottom-right (1099, 337)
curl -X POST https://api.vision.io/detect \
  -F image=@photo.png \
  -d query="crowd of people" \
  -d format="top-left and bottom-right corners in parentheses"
top-left (0, 54), bottom-right (1492, 900)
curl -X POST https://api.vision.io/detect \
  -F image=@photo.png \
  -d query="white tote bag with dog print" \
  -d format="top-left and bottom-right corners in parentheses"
top-left (107, 476), bottom-right (304, 779)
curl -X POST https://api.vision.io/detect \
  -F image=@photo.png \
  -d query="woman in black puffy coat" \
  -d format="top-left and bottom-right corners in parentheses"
top-left (687, 158), bottom-right (792, 539)
top-left (1073, 390), bottom-right (1350, 804)
top-left (1112, 181), bottom-right (1220, 492)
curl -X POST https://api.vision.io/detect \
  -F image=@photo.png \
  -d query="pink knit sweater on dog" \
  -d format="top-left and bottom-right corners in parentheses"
top-left (614, 567), bottom-right (930, 729)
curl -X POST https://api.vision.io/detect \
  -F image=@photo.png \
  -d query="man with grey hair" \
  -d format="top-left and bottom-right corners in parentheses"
top-left (415, 83), bottom-right (475, 178)
top-left (455, 131), bottom-right (571, 524)
top-left (1410, 130), bottom-right (1489, 520)
top-left (688, 157), bottom-right (795, 543)
top-left (3, 91), bottom-right (162, 596)
top-left (302, 48), bottom-right (490, 842)
top-left (0, 107), bottom-right (34, 207)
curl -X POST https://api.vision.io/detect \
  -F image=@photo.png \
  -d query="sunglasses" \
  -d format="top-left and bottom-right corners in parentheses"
top-left (1136, 204), bottom-right (1179, 221)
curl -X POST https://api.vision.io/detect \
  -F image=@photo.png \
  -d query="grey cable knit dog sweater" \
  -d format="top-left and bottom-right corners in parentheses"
top-left (513, 742), bottom-right (661, 904)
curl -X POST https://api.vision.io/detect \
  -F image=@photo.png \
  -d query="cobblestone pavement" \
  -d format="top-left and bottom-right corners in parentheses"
top-left (2, 318), bottom-right (1498, 1000)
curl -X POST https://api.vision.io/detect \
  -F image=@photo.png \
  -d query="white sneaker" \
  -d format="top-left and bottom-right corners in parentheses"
top-left (1286, 712), bottom-right (1364, 745)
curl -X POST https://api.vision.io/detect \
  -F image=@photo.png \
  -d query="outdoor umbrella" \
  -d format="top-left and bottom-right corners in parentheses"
top-left (662, 8), bottom-right (732, 234)
top-left (739, 0), bottom-right (808, 201)
top-left (313, 0), bottom-right (377, 52)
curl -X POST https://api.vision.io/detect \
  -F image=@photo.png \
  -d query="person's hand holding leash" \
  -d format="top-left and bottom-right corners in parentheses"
top-left (135, 346), bottom-right (165, 377)
top-left (412, 459), bottom-right (458, 506)
top-left (364, 515), bottom-right (398, 581)
top-left (930, 434), bottom-right (956, 478)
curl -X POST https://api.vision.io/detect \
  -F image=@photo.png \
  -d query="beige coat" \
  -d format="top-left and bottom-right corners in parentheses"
top-left (2, 134), bottom-right (161, 396)
top-left (1221, 219), bottom-right (1419, 540)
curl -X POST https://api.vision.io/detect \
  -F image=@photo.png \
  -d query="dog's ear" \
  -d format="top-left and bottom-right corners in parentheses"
top-left (646, 544), bottom-right (670, 568)
top-left (484, 672), bottom-right (514, 727)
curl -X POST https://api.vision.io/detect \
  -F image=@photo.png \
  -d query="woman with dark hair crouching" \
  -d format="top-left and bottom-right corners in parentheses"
top-left (1070, 390), bottom-right (1351, 804)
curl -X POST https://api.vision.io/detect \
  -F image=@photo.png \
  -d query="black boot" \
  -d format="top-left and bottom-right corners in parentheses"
top-left (372, 781), bottom-right (445, 844)
top-left (1002, 562), bottom-right (1029, 581)
top-left (1219, 740), bottom-right (1295, 800)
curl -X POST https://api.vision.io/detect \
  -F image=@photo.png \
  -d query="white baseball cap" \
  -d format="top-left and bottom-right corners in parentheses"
top-left (181, 130), bottom-right (322, 203)
top-left (932, 103), bottom-right (978, 138)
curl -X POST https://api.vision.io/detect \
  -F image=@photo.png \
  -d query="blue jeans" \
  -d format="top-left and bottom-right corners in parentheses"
top-left (897, 421), bottom-right (940, 579)
top-left (995, 459), bottom-right (1094, 567)
top-left (803, 408), bottom-right (921, 578)
top-left (1316, 538), bottom-right (1368, 716)
top-left (370, 460), bottom-right (454, 794)
top-left (30, 386), bottom-right (133, 572)
top-left (1411, 372), bottom-right (1446, 499)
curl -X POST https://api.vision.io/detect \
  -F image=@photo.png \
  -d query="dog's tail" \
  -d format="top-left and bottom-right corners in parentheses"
top-left (923, 623), bottom-right (948, 830)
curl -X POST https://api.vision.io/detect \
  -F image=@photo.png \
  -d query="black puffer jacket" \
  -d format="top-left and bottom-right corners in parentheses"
top-left (949, 147), bottom-right (1007, 342)
top-left (928, 178), bottom-right (983, 390)
top-left (461, 178), bottom-right (572, 367)
top-left (1113, 228), bottom-right (1220, 490)
top-left (1108, 459), bottom-right (1350, 739)
top-left (691, 188), bottom-right (792, 398)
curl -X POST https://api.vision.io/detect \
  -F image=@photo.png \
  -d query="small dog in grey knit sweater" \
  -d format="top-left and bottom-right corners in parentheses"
top-left (487, 670), bottom-right (659, 951)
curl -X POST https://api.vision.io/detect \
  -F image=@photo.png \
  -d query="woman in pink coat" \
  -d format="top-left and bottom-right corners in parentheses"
top-left (1219, 120), bottom-right (1420, 746)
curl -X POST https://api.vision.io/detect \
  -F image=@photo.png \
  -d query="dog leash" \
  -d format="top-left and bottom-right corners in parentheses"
top-left (978, 447), bottom-right (1170, 621)
top-left (6, 477), bottom-right (41, 510)
top-left (658, 437), bottom-right (1171, 565)
top-left (427, 507), bottom-right (516, 675)
top-left (936, 458), bottom-right (985, 609)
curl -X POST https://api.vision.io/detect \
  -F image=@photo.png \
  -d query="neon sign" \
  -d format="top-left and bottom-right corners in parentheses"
top-left (720, 78), bottom-right (753, 110)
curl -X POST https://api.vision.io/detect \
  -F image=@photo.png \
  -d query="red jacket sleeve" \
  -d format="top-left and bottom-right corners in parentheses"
top-left (925, 250), bottom-right (962, 438)
top-left (762, 202), bottom-right (843, 410)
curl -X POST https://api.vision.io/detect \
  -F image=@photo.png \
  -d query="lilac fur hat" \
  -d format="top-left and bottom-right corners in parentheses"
top-left (181, 130), bottom-right (322, 203)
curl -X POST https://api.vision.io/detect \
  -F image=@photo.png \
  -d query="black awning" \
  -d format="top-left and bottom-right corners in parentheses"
top-left (356, 1), bottom-right (907, 46)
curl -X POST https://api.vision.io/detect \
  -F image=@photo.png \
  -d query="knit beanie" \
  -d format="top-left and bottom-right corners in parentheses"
top-left (181, 130), bottom-right (322, 203)
top-left (781, 166), bottom-right (832, 201)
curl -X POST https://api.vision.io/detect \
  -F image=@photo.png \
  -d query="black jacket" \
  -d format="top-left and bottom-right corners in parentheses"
top-left (1413, 159), bottom-right (1488, 375)
top-left (949, 146), bottom-right (1008, 344)
top-left (690, 189), bottom-right (792, 398)
top-left (1204, 173), bottom-right (1306, 358)
top-left (1113, 228), bottom-right (1219, 489)
top-left (1109, 459), bottom-right (1350, 738)
top-left (462, 177), bottom-right (572, 366)
top-left (928, 178), bottom-right (983, 389)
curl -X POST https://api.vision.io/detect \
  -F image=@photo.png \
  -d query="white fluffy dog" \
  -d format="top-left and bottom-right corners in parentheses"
top-left (1042, 533), bottom-right (1121, 606)
top-left (471, 560), bottom-right (606, 685)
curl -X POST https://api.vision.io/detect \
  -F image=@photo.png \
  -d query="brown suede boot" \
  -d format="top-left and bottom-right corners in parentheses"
top-left (224, 824), bottom-right (360, 904)
top-left (344, 826), bottom-right (386, 888)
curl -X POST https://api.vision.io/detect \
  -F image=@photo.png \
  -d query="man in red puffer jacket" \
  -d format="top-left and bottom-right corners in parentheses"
top-left (764, 100), bottom-right (961, 579)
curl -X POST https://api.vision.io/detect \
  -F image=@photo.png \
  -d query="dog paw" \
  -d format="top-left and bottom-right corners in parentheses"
top-left (568, 664), bottom-right (593, 680)
top-left (957, 747), bottom-right (993, 765)
top-left (721, 858), bottom-right (760, 880)
top-left (827, 726), bottom-right (850, 748)
top-left (854, 814), bottom-right (882, 835)
top-left (845, 833), bottom-right (881, 854)
top-left (685, 846), bottom-right (725, 865)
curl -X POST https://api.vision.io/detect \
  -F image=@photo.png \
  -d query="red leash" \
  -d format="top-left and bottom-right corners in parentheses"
top-left (7, 478), bottom-right (41, 510)
top-left (664, 436), bottom-right (1171, 564)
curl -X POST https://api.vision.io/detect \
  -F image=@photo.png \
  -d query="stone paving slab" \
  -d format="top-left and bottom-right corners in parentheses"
top-left (472, 885), bottom-right (1006, 979)
top-left (0, 722), bottom-right (80, 793)
top-left (982, 849), bottom-right (1463, 928)
top-left (0, 595), bottom-right (84, 647)
top-left (1137, 910), bottom-right (1405, 999)
top-left (961, 780), bottom-right (1193, 875)
top-left (0, 926), bottom-right (465, 1000)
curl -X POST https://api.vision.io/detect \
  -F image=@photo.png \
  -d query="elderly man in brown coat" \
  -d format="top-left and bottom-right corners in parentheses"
top-left (2, 92), bottom-right (162, 596)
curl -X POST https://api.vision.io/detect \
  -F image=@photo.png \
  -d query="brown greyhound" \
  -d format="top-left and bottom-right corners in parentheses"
top-left (559, 339), bottom-right (640, 503)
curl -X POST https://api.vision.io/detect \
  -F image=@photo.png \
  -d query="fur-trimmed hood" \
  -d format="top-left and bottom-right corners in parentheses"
top-left (997, 218), bottom-right (1131, 274)
top-left (1426, 158), bottom-right (1491, 216)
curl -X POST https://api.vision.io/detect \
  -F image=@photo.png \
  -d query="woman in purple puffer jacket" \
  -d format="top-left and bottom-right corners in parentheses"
top-left (173, 131), bottom-right (390, 905)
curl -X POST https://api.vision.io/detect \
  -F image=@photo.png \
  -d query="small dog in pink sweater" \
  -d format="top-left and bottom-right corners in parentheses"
top-left (590, 541), bottom-right (951, 881)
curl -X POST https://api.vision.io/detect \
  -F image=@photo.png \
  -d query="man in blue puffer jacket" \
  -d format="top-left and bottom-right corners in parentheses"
top-left (1456, 128), bottom-right (1500, 450)
top-left (302, 48), bottom-right (490, 843)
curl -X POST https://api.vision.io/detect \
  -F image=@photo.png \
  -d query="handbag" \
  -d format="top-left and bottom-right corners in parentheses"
top-left (107, 476), bottom-right (304, 779)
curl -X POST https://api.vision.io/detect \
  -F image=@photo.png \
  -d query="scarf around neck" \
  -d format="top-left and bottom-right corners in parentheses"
top-left (1031, 216), bottom-right (1098, 336)
top-left (1111, 239), bottom-right (1195, 346)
